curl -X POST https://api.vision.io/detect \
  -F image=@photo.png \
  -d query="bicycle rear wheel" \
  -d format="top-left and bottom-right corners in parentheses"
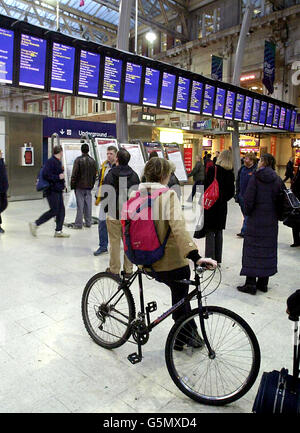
top-left (82, 272), bottom-right (135, 349)
top-left (165, 306), bottom-right (260, 406)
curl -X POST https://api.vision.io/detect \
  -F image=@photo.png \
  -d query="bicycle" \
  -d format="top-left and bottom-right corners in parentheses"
top-left (81, 265), bottom-right (261, 406)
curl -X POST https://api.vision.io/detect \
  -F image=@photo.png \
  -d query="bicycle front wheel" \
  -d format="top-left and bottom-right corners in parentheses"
top-left (165, 306), bottom-right (260, 406)
top-left (82, 272), bottom-right (136, 349)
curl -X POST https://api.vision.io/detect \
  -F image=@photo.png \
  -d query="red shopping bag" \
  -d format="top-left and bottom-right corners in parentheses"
top-left (203, 166), bottom-right (219, 210)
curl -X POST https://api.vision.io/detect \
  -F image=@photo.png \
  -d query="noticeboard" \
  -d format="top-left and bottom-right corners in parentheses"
top-left (120, 143), bottom-right (145, 179)
top-left (94, 138), bottom-right (119, 165)
top-left (164, 144), bottom-right (188, 183)
top-left (143, 142), bottom-right (165, 160)
top-left (61, 141), bottom-right (83, 191)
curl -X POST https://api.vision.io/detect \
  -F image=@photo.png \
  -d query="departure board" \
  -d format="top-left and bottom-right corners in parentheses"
top-left (202, 84), bottom-right (215, 116)
top-left (19, 34), bottom-right (47, 89)
top-left (279, 107), bottom-right (286, 130)
top-left (78, 50), bottom-right (101, 97)
top-left (214, 87), bottom-right (226, 118)
top-left (284, 108), bottom-right (292, 130)
top-left (243, 96), bottom-right (253, 123)
top-left (160, 72), bottom-right (176, 109)
top-left (175, 76), bottom-right (190, 112)
top-left (143, 67), bottom-right (160, 107)
top-left (102, 56), bottom-right (122, 100)
top-left (290, 110), bottom-right (297, 131)
top-left (266, 103), bottom-right (274, 127)
top-left (273, 105), bottom-right (280, 128)
top-left (251, 99), bottom-right (260, 124)
top-left (224, 90), bottom-right (236, 120)
top-left (50, 42), bottom-right (75, 93)
top-left (0, 27), bottom-right (14, 84)
top-left (259, 101), bottom-right (268, 126)
top-left (234, 93), bottom-right (245, 121)
top-left (189, 80), bottom-right (203, 114)
top-left (123, 62), bottom-right (142, 104)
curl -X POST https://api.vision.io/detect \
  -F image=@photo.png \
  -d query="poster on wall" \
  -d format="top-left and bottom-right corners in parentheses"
top-left (164, 144), bottom-right (188, 182)
top-left (143, 142), bottom-right (165, 159)
top-left (120, 143), bottom-right (145, 179)
top-left (184, 148), bottom-right (193, 173)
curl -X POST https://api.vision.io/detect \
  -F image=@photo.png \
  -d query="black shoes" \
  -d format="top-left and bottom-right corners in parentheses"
top-left (236, 233), bottom-right (244, 238)
top-left (290, 243), bottom-right (300, 248)
top-left (237, 284), bottom-right (257, 295)
top-left (174, 329), bottom-right (204, 351)
top-left (0, 227), bottom-right (4, 234)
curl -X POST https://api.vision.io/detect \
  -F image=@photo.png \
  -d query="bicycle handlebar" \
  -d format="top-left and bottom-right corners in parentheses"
top-left (195, 265), bottom-right (216, 275)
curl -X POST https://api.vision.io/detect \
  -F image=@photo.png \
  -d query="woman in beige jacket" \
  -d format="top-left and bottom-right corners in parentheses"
top-left (139, 158), bottom-right (216, 350)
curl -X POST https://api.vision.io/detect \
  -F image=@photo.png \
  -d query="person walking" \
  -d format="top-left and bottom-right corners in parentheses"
top-left (290, 165), bottom-right (300, 247)
top-left (94, 145), bottom-right (117, 256)
top-left (283, 157), bottom-right (295, 183)
top-left (70, 143), bottom-right (97, 229)
top-left (213, 151), bottom-right (220, 165)
top-left (235, 152), bottom-right (257, 238)
top-left (29, 145), bottom-right (70, 238)
top-left (202, 150), bottom-right (235, 265)
top-left (103, 148), bottom-right (140, 277)
top-left (237, 154), bottom-right (284, 295)
top-left (0, 150), bottom-right (8, 234)
top-left (168, 161), bottom-right (181, 200)
top-left (187, 155), bottom-right (205, 202)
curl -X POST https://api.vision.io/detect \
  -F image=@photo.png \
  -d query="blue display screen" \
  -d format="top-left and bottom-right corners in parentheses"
top-left (243, 96), bottom-right (253, 123)
top-left (214, 87), bottom-right (226, 118)
top-left (266, 103), bottom-right (274, 127)
top-left (272, 105), bottom-right (280, 128)
top-left (284, 109), bottom-right (292, 130)
top-left (0, 27), bottom-right (14, 84)
top-left (19, 34), bottom-right (47, 89)
top-left (251, 99), bottom-right (260, 124)
top-left (224, 91), bottom-right (236, 120)
top-left (160, 72), bottom-right (176, 109)
top-left (279, 107), bottom-right (286, 130)
top-left (175, 76), bottom-right (190, 112)
top-left (123, 62), bottom-right (142, 104)
top-left (143, 67), bottom-right (160, 107)
top-left (51, 42), bottom-right (75, 93)
top-left (290, 110), bottom-right (297, 132)
top-left (259, 101), bottom-right (268, 126)
top-left (234, 94), bottom-right (245, 121)
top-left (78, 50), bottom-right (101, 97)
top-left (103, 56), bottom-right (122, 100)
top-left (189, 81), bottom-right (203, 114)
top-left (202, 84), bottom-right (215, 116)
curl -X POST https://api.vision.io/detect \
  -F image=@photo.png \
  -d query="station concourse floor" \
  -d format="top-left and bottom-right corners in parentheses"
top-left (0, 191), bottom-right (299, 414)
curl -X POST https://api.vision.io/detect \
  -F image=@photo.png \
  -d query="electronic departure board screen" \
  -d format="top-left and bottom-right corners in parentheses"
top-left (266, 103), bottom-right (274, 127)
top-left (243, 96), bottom-right (253, 123)
top-left (290, 110), bottom-right (297, 131)
top-left (0, 27), bottom-right (14, 84)
top-left (214, 87), bottom-right (226, 118)
top-left (175, 76), bottom-right (190, 112)
top-left (251, 99), bottom-right (260, 124)
top-left (78, 50), bottom-right (101, 97)
top-left (278, 107), bottom-right (286, 130)
top-left (19, 34), bottom-right (47, 89)
top-left (284, 108), bottom-right (292, 130)
top-left (160, 72), bottom-right (176, 109)
top-left (51, 42), bottom-right (75, 93)
top-left (259, 101), bottom-right (268, 126)
top-left (234, 93), bottom-right (245, 121)
top-left (202, 84), bottom-right (215, 116)
top-left (189, 80), bottom-right (203, 114)
top-left (272, 105), bottom-right (280, 128)
top-left (224, 90), bottom-right (236, 120)
top-left (123, 62), bottom-right (142, 104)
top-left (143, 67), bottom-right (160, 107)
top-left (102, 56), bottom-right (122, 100)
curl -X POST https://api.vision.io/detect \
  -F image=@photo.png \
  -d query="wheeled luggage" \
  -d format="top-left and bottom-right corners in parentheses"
top-left (252, 314), bottom-right (300, 414)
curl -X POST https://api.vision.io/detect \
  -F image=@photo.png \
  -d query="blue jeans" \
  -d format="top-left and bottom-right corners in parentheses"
top-left (98, 218), bottom-right (108, 250)
top-left (238, 195), bottom-right (248, 235)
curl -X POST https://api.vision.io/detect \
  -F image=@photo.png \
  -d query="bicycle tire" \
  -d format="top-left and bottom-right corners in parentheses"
top-left (165, 306), bottom-right (260, 406)
top-left (82, 272), bottom-right (136, 349)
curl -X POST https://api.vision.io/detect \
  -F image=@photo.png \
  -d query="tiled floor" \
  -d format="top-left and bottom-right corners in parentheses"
top-left (0, 193), bottom-right (299, 413)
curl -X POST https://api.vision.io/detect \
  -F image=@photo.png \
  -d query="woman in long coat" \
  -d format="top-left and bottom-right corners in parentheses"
top-left (238, 153), bottom-right (283, 295)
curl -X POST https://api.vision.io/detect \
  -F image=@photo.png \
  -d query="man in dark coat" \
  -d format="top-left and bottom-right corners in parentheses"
top-left (238, 154), bottom-right (284, 295)
top-left (290, 166), bottom-right (300, 247)
top-left (0, 149), bottom-right (8, 234)
top-left (283, 157), bottom-right (294, 183)
top-left (187, 155), bottom-right (205, 202)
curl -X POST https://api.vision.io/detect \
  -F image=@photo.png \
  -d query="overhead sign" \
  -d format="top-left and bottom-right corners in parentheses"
top-left (43, 117), bottom-right (116, 139)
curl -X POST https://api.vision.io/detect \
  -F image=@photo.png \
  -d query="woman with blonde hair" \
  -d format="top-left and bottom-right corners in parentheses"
top-left (200, 149), bottom-right (235, 265)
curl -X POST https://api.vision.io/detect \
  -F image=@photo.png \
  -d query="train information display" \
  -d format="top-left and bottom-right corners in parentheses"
top-left (251, 99), bottom-right (260, 124)
top-left (279, 107), bottom-right (286, 130)
top-left (102, 56), bottom-right (122, 100)
top-left (214, 87), bottom-right (226, 118)
top-left (259, 101), bottom-right (268, 126)
top-left (290, 110), bottom-right (297, 131)
top-left (0, 27), bottom-right (14, 84)
top-left (224, 90), bottom-right (236, 120)
top-left (234, 94), bottom-right (245, 121)
top-left (202, 84), bottom-right (215, 116)
top-left (50, 42), bottom-right (75, 93)
top-left (78, 50), bottom-right (101, 97)
top-left (160, 72), bottom-right (176, 109)
top-left (266, 103), bottom-right (274, 127)
top-left (273, 105), bottom-right (280, 128)
top-left (243, 96), bottom-right (253, 123)
top-left (175, 76), bottom-right (190, 112)
top-left (143, 67), bottom-right (160, 107)
top-left (19, 34), bottom-right (47, 89)
top-left (123, 62), bottom-right (142, 104)
top-left (189, 81), bottom-right (203, 114)
top-left (284, 109), bottom-right (292, 130)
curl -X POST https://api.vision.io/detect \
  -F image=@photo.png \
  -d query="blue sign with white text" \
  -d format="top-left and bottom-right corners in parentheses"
top-left (43, 117), bottom-right (116, 139)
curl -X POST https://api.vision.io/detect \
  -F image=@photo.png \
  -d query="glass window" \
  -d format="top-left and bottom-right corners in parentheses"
top-left (161, 33), bottom-right (167, 52)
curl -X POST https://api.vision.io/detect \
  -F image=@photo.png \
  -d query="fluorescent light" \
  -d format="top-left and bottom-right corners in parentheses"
top-left (146, 31), bottom-right (157, 44)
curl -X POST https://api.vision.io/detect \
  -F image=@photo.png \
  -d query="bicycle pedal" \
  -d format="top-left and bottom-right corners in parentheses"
top-left (146, 301), bottom-right (157, 313)
top-left (127, 352), bottom-right (142, 364)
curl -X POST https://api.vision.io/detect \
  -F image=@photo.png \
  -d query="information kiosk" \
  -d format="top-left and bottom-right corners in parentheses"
top-left (163, 143), bottom-right (188, 183)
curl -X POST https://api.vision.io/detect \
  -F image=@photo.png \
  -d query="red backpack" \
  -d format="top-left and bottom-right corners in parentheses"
top-left (203, 166), bottom-right (219, 210)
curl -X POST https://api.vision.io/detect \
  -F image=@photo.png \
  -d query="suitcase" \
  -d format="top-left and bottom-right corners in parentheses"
top-left (252, 315), bottom-right (300, 414)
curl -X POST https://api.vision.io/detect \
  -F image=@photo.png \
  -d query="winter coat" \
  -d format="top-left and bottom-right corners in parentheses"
top-left (235, 163), bottom-right (257, 198)
top-left (188, 161), bottom-right (205, 183)
top-left (203, 164), bottom-right (235, 232)
top-left (285, 160), bottom-right (294, 178)
top-left (0, 158), bottom-right (8, 194)
top-left (43, 156), bottom-right (65, 193)
top-left (241, 166), bottom-right (284, 278)
top-left (168, 172), bottom-right (181, 199)
top-left (71, 154), bottom-right (97, 190)
top-left (291, 166), bottom-right (300, 200)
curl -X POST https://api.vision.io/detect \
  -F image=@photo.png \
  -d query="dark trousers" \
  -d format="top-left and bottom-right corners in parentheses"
top-left (246, 276), bottom-right (269, 289)
top-left (205, 230), bottom-right (223, 263)
top-left (0, 193), bottom-right (8, 225)
top-left (292, 225), bottom-right (300, 244)
top-left (36, 191), bottom-right (65, 232)
top-left (283, 174), bottom-right (294, 183)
